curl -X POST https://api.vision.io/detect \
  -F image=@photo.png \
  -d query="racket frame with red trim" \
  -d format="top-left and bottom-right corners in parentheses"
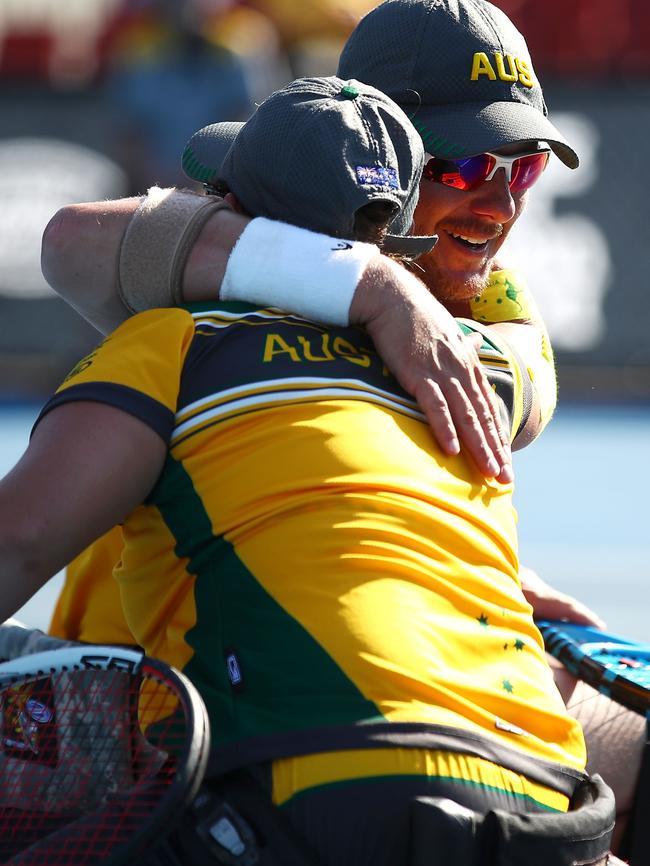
top-left (0, 645), bottom-right (210, 865)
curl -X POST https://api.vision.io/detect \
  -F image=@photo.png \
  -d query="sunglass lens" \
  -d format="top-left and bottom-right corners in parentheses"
top-left (423, 157), bottom-right (464, 189)
top-left (509, 152), bottom-right (550, 193)
top-left (423, 154), bottom-right (494, 190)
top-left (455, 154), bottom-right (495, 190)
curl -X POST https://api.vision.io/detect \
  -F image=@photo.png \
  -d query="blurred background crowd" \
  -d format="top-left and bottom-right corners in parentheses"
top-left (0, 0), bottom-right (649, 400)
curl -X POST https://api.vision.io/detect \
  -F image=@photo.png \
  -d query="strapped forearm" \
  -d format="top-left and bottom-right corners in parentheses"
top-left (0, 623), bottom-right (79, 662)
top-left (120, 191), bottom-right (380, 324)
top-left (118, 186), bottom-right (231, 314)
top-left (42, 188), bottom-right (237, 335)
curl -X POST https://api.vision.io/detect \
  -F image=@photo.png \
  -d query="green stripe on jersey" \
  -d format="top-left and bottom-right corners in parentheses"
top-left (148, 454), bottom-right (383, 751)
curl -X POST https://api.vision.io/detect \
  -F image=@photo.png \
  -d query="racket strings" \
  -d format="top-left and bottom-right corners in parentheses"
top-left (0, 666), bottom-right (190, 865)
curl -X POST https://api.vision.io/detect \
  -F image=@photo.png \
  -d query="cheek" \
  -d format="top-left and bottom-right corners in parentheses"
top-left (514, 189), bottom-right (528, 215)
top-left (414, 182), bottom-right (461, 232)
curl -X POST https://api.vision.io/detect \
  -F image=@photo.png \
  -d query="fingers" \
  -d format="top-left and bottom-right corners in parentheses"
top-left (520, 567), bottom-right (608, 630)
top-left (415, 372), bottom-right (513, 481)
top-left (558, 598), bottom-right (606, 629)
top-left (414, 379), bottom-right (460, 455)
top-left (463, 331), bottom-right (513, 475)
top-left (475, 359), bottom-right (511, 451)
top-left (445, 377), bottom-right (503, 477)
top-left (439, 336), bottom-right (513, 481)
top-left (358, 274), bottom-right (515, 481)
top-left (535, 596), bottom-right (607, 630)
top-left (469, 365), bottom-right (513, 482)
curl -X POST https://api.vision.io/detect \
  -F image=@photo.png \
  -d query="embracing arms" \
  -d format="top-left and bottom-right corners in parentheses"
top-left (41, 197), bottom-right (250, 335)
top-left (42, 194), bottom-right (516, 480)
top-left (40, 187), bottom-right (560, 476)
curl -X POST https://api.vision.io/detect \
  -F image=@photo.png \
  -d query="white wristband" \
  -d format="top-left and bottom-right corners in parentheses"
top-left (221, 217), bottom-right (377, 325)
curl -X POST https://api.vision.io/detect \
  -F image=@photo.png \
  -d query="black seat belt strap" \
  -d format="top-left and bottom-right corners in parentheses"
top-left (621, 716), bottom-right (650, 866)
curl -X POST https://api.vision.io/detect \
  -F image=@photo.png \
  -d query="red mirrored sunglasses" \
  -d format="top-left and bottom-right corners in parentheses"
top-left (423, 148), bottom-right (551, 194)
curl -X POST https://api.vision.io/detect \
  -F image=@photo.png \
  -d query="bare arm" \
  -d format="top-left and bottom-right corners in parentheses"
top-left (41, 197), bottom-right (251, 334)
top-left (41, 199), bottom-right (140, 334)
top-left (519, 565), bottom-right (606, 628)
top-left (0, 402), bottom-right (166, 622)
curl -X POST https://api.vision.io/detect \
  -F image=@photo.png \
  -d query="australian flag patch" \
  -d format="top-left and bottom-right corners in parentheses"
top-left (355, 165), bottom-right (398, 190)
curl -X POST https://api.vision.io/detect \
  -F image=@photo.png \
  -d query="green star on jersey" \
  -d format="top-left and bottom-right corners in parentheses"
top-left (477, 613), bottom-right (489, 628)
top-left (502, 638), bottom-right (526, 652)
top-left (502, 679), bottom-right (514, 694)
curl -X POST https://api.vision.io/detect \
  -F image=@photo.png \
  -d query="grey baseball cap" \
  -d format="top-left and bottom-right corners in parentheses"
top-left (182, 76), bottom-right (437, 257)
top-left (338, 0), bottom-right (578, 169)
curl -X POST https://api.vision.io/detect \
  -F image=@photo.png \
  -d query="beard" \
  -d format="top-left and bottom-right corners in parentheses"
top-left (408, 250), bottom-right (490, 304)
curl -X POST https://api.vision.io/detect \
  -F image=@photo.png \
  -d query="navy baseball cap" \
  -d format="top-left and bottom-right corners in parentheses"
top-left (338, 0), bottom-right (578, 168)
top-left (182, 76), bottom-right (438, 257)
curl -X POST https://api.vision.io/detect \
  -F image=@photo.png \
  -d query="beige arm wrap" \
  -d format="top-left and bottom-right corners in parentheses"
top-left (118, 186), bottom-right (231, 312)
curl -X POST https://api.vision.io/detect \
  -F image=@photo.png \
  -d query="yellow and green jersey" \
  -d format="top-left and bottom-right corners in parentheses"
top-left (469, 268), bottom-right (557, 430)
top-left (37, 302), bottom-right (585, 793)
top-left (49, 525), bottom-right (132, 645)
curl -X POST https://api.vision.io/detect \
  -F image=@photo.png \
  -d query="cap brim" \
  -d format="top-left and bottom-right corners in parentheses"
top-left (410, 101), bottom-right (579, 169)
top-left (383, 232), bottom-right (438, 259)
top-left (182, 121), bottom-right (245, 184)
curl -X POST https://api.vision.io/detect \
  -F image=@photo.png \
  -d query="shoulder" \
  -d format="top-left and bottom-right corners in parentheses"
top-left (469, 268), bottom-right (534, 324)
top-left (105, 307), bottom-right (196, 349)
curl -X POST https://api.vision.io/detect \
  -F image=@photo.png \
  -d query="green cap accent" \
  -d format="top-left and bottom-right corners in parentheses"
top-left (182, 76), bottom-right (438, 259)
top-left (340, 84), bottom-right (360, 99)
top-left (337, 0), bottom-right (579, 169)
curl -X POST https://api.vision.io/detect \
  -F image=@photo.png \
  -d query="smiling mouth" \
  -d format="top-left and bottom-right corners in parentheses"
top-left (446, 231), bottom-right (491, 251)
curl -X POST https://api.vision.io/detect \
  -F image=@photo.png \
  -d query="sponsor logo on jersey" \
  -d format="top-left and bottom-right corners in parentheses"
top-left (225, 650), bottom-right (243, 691)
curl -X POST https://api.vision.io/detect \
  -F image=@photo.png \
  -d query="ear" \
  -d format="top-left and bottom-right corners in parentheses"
top-left (224, 192), bottom-right (246, 214)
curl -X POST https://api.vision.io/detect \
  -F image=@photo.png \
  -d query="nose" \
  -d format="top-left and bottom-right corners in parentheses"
top-left (470, 169), bottom-right (517, 223)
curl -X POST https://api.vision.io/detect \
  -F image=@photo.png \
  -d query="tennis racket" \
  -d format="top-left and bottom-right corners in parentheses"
top-left (537, 620), bottom-right (650, 717)
top-left (0, 644), bottom-right (210, 865)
